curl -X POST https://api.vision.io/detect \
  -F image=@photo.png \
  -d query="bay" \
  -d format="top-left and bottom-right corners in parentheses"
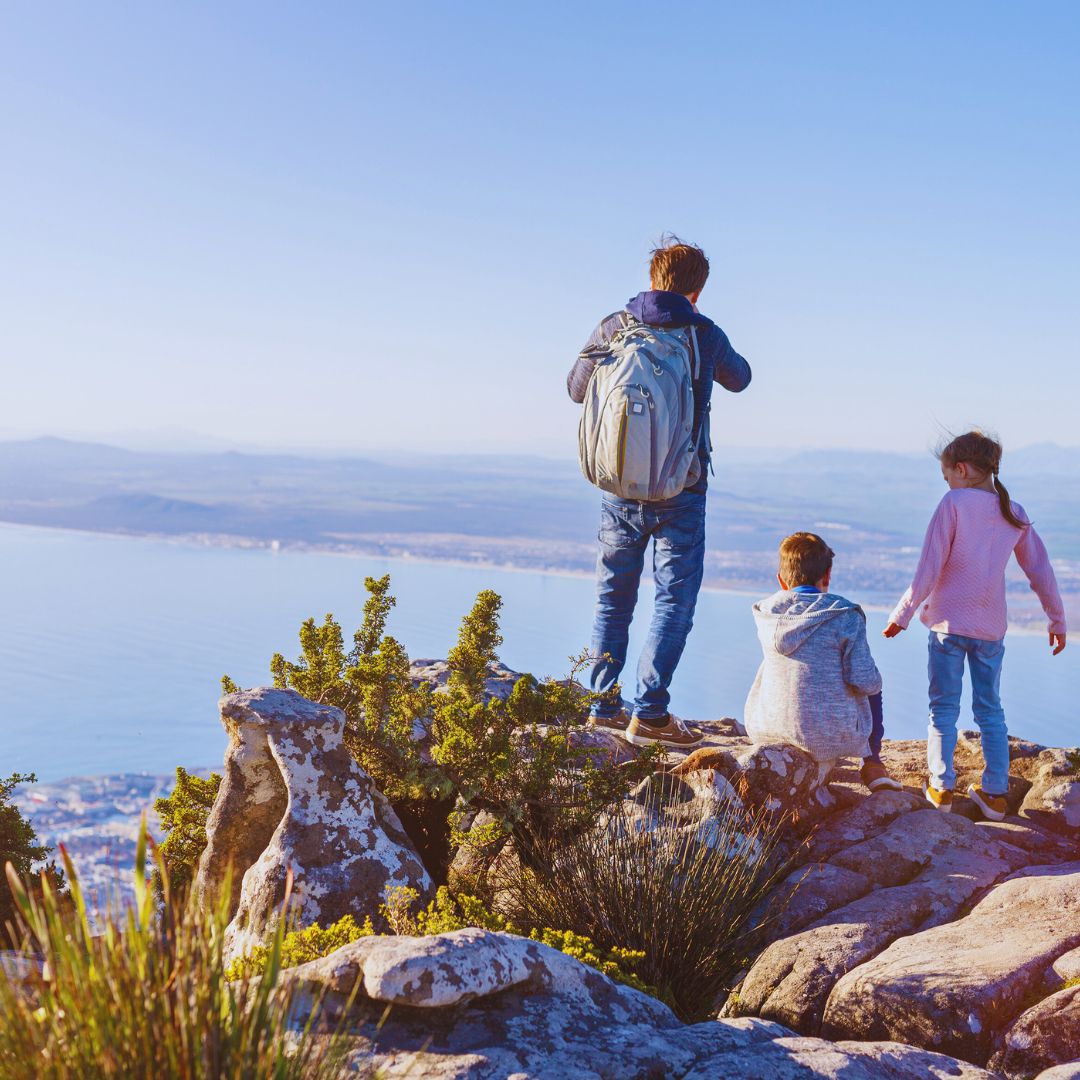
top-left (0, 523), bottom-right (1075, 783)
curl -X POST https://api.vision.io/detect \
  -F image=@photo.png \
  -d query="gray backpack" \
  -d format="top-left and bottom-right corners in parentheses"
top-left (577, 316), bottom-right (702, 501)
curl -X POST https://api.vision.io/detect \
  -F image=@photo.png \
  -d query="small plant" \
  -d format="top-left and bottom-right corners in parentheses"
top-left (1065, 747), bottom-right (1080, 775)
top-left (229, 884), bottom-right (653, 996)
top-left (0, 772), bottom-right (61, 946)
top-left (503, 779), bottom-right (792, 1021)
top-left (153, 766), bottom-right (221, 895)
top-left (0, 821), bottom-right (354, 1080)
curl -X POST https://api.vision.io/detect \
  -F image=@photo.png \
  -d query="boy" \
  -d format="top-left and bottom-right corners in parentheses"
top-left (567, 237), bottom-right (751, 748)
top-left (744, 532), bottom-right (902, 791)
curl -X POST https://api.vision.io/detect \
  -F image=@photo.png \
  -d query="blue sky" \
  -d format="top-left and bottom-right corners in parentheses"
top-left (2, 2), bottom-right (1077, 457)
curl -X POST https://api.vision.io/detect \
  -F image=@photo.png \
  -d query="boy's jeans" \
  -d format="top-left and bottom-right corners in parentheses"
top-left (927, 631), bottom-right (1009, 795)
top-left (589, 490), bottom-right (705, 721)
top-left (867, 691), bottom-right (885, 763)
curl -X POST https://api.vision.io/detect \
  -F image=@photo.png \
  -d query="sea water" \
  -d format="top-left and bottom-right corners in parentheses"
top-left (0, 523), bottom-right (1075, 782)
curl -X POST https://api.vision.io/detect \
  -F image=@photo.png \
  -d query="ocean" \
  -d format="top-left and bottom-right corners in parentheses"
top-left (1, 523), bottom-right (1075, 783)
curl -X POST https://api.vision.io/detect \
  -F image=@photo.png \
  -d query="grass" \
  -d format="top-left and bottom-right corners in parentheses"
top-left (0, 820), bottom-right (357, 1080)
top-left (501, 776), bottom-right (793, 1021)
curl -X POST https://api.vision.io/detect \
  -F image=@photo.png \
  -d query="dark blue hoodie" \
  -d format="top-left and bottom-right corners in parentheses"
top-left (567, 290), bottom-right (751, 495)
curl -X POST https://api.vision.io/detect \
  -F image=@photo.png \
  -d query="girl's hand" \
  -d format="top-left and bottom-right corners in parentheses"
top-left (883, 622), bottom-right (905, 638)
top-left (1050, 632), bottom-right (1067, 656)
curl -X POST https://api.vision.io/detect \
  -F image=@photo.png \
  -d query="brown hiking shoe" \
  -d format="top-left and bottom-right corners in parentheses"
top-left (625, 713), bottom-right (703, 749)
top-left (589, 709), bottom-right (630, 734)
top-left (967, 785), bottom-right (1008, 822)
top-left (923, 782), bottom-right (953, 812)
top-left (860, 761), bottom-right (903, 793)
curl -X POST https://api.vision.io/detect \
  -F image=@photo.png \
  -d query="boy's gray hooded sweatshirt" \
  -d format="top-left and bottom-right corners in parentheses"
top-left (744, 590), bottom-right (882, 763)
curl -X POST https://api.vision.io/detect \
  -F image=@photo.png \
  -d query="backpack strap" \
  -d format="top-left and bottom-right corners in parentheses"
top-left (689, 325), bottom-right (701, 380)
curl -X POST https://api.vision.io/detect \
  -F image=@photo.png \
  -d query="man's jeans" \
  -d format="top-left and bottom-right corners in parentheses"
top-left (589, 490), bottom-right (706, 721)
top-left (927, 631), bottom-right (1009, 795)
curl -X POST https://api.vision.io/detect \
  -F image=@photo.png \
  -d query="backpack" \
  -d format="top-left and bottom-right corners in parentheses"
top-left (577, 315), bottom-right (703, 501)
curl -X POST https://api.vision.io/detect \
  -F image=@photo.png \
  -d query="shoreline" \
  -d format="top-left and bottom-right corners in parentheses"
top-left (0, 519), bottom-right (1063, 637)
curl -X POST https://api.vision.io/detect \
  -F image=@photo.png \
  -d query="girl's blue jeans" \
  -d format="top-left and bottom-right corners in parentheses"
top-left (588, 491), bottom-right (706, 721)
top-left (927, 631), bottom-right (1009, 796)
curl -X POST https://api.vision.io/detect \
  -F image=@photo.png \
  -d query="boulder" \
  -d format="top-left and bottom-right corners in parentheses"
top-left (192, 688), bottom-right (431, 960)
top-left (1019, 748), bottom-right (1080, 837)
top-left (735, 807), bottom-right (1035, 1034)
top-left (278, 928), bottom-right (994, 1079)
top-left (990, 984), bottom-right (1080, 1078)
top-left (822, 861), bottom-right (1080, 1065)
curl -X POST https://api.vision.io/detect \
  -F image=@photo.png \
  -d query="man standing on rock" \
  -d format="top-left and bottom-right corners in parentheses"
top-left (568, 237), bottom-right (751, 747)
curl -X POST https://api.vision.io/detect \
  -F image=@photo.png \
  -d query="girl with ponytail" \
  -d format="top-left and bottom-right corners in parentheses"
top-left (883, 430), bottom-right (1067, 822)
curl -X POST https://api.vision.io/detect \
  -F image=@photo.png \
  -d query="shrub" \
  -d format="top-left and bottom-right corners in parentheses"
top-left (501, 778), bottom-right (793, 1021)
top-left (152, 766), bottom-right (221, 895)
top-left (228, 884), bottom-right (652, 996)
top-left (0, 772), bottom-right (61, 946)
top-left (0, 821), bottom-right (354, 1080)
top-left (227, 576), bottom-right (655, 878)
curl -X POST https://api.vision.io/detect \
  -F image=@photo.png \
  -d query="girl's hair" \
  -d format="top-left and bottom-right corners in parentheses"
top-left (938, 430), bottom-right (1027, 530)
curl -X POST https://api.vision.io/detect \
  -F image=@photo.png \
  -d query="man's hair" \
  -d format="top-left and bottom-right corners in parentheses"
top-left (649, 235), bottom-right (710, 295)
top-left (778, 532), bottom-right (835, 587)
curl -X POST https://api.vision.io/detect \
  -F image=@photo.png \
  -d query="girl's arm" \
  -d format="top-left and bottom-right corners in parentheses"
top-left (888, 496), bottom-right (957, 630)
top-left (1014, 523), bottom-right (1067, 637)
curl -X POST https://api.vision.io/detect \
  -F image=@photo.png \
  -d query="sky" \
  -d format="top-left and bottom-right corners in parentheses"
top-left (2, 2), bottom-right (1078, 458)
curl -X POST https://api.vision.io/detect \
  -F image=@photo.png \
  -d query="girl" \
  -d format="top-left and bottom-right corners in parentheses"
top-left (883, 431), bottom-right (1067, 821)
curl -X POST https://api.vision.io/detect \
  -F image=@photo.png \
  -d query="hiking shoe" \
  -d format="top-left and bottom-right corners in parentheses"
top-left (860, 761), bottom-right (903, 793)
top-left (923, 783), bottom-right (953, 812)
top-left (589, 709), bottom-right (630, 734)
top-left (967, 785), bottom-right (1008, 822)
top-left (625, 714), bottom-right (703, 749)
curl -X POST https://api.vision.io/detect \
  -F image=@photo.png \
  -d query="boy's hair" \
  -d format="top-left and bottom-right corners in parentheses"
top-left (779, 532), bottom-right (835, 587)
top-left (937, 429), bottom-right (1027, 530)
top-left (649, 235), bottom-right (710, 295)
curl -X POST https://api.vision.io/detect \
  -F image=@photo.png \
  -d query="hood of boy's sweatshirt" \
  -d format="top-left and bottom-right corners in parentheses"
top-left (626, 290), bottom-right (715, 329)
top-left (752, 590), bottom-right (863, 657)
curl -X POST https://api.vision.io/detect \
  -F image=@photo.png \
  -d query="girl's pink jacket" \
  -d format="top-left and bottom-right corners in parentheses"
top-left (890, 488), bottom-right (1066, 641)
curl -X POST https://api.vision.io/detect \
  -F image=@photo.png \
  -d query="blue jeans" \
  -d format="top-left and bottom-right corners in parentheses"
top-left (867, 691), bottom-right (884, 763)
top-left (588, 491), bottom-right (706, 721)
top-left (927, 631), bottom-right (1009, 795)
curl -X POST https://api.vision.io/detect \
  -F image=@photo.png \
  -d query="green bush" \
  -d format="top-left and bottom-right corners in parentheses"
top-left (153, 766), bottom-right (221, 895)
top-left (0, 821), bottom-right (354, 1080)
top-left (226, 576), bottom-right (655, 876)
top-left (503, 779), bottom-right (792, 1022)
top-left (0, 773), bottom-right (61, 946)
top-left (228, 884), bottom-right (653, 996)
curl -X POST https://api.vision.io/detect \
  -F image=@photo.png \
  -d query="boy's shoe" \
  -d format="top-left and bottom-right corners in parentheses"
top-left (860, 761), bottom-right (903, 793)
top-left (923, 783), bottom-right (953, 812)
top-left (967, 785), bottom-right (1008, 822)
top-left (589, 709), bottom-right (630, 734)
top-left (625, 714), bottom-right (704, 749)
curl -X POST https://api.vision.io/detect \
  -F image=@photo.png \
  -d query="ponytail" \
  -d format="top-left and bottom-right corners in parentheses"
top-left (992, 474), bottom-right (1027, 530)
top-left (938, 429), bottom-right (1029, 531)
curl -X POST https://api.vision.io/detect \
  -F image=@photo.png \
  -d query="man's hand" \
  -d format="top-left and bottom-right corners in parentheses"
top-left (1050, 632), bottom-right (1067, 656)
top-left (882, 622), bottom-right (905, 638)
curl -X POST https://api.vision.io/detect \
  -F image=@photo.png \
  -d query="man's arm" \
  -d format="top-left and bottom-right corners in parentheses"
top-left (567, 312), bottom-right (624, 404)
top-left (710, 327), bottom-right (752, 392)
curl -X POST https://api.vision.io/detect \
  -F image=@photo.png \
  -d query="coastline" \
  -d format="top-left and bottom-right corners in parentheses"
top-left (1, 519), bottom-right (1062, 637)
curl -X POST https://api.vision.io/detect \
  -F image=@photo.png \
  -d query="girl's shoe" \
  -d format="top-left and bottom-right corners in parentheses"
top-left (967, 785), bottom-right (1008, 822)
top-left (625, 714), bottom-right (704, 748)
top-left (923, 783), bottom-right (953, 812)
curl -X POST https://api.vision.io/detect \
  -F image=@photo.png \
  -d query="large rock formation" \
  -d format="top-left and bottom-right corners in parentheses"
top-left (279, 927), bottom-right (998, 1079)
top-left (193, 688), bottom-right (431, 959)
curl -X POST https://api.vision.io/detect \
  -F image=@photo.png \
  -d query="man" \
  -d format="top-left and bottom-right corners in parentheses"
top-left (567, 238), bottom-right (751, 747)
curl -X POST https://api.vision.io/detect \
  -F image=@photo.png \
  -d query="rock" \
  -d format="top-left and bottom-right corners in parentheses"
top-left (409, 658), bottom-right (524, 701)
top-left (279, 928), bottom-right (994, 1079)
top-left (1034, 1065), bottom-right (1080, 1079)
top-left (672, 741), bottom-right (835, 824)
top-left (736, 807), bottom-right (1035, 1034)
top-left (1048, 946), bottom-right (1080, 989)
top-left (990, 984), bottom-right (1080, 1078)
top-left (1020, 748), bottom-right (1080, 837)
top-left (193, 688), bottom-right (431, 960)
top-left (822, 861), bottom-right (1080, 1065)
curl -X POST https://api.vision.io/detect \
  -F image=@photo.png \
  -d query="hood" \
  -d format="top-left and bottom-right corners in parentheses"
top-left (626, 290), bottom-right (714, 329)
top-left (752, 590), bottom-right (863, 656)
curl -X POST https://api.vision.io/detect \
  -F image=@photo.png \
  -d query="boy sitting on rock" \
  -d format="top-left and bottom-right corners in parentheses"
top-left (744, 532), bottom-right (902, 792)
